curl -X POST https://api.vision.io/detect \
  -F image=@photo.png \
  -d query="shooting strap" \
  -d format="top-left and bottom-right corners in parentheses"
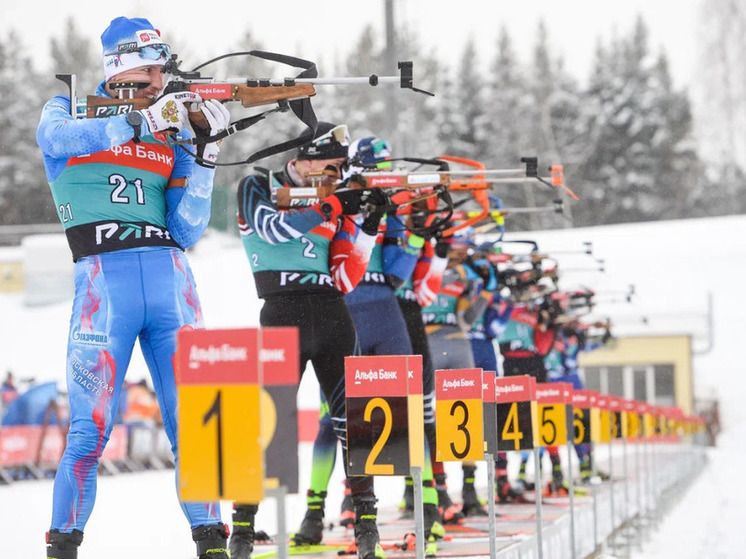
top-left (244, 50), bottom-right (318, 164)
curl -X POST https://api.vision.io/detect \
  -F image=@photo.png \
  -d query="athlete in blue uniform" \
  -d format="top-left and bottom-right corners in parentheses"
top-left (551, 320), bottom-right (612, 483)
top-left (38, 17), bottom-right (231, 559)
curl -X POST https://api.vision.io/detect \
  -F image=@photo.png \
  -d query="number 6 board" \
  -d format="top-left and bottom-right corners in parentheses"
top-left (571, 389), bottom-right (597, 445)
top-left (345, 355), bottom-right (424, 476)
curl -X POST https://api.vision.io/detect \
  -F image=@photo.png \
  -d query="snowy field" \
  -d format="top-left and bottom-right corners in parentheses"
top-left (1, 214), bottom-right (745, 558)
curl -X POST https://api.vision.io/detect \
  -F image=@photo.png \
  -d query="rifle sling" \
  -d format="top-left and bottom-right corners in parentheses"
top-left (182, 49), bottom-right (320, 165)
top-left (243, 50), bottom-right (318, 164)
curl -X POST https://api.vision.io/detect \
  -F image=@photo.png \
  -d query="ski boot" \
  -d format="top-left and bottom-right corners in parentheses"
top-left (515, 460), bottom-right (534, 491)
top-left (543, 464), bottom-right (569, 497)
top-left (46, 529), bottom-right (83, 559)
top-left (340, 483), bottom-right (356, 528)
top-left (354, 500), bottom-right (386, 559)
top-left (291, 490), bottom-right (326, 545)
top-left (495, 474), bottom-right (529, 504)
top-left (434, 474), bottom-right (464, 524)
top-left (192, 523), bottom-right (230, 559)
top-left (398, 477), bottom-right (415, 519)
top-left (424, 502), bottom-right (445, 541)
top-left (461, 484), bottom-right (488, 516)
top-left (579, 457), bottom-right (593, 484)
top-left (595, 468), bottom-right (612, 481)
top-left (460, 465), bottom-right (487, 516)
top-left (405, 529), bottom-right (439, 558)
top-left (229, 504), bottom-right (258, 559)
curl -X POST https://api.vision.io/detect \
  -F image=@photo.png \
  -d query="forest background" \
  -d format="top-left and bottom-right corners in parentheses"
top-left (2, 0), bottom-right (744, 232)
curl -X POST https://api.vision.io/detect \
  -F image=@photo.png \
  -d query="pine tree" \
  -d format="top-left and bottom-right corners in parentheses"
top-left (573, 16), bottom-right (699, 225)
top-left (482, 26), bottom-right (534, 231)
top-left (693, 0), bottom-right (746, 169)
top-left (438, 39), bottom-right (486, 158)
top-left (48, 17), bottom-right (100, 96)
top-left (0, 31), bottom-right (56, 226)
top-left (521, 20), bottom-right (582, 230)
top-left (389, 25), bottom-right (441, 157)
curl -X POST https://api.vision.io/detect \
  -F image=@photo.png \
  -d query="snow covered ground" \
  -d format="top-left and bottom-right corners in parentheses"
top-left (1, 214), bottom-right (744, 558)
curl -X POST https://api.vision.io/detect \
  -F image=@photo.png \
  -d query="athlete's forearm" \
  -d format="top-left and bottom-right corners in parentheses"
top-left (414, 254), bottom-right (447, 307)
top-left (37, 97), bottom-right (135, 158)
top-left (237, 176), bottom-right (340, 244)
top-left (166, 164), bottom-right (214, 248)
top-left (330, 225), bottom-right (376, 293)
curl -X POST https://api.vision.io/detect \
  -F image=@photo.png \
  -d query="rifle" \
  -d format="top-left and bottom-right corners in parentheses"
top-left (272, 156), bottom-right (571, 239)
top-left (56, 51), bottom-right (431, 165)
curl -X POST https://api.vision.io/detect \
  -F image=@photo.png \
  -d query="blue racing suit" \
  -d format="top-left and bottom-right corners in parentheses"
top-left (37, 82), bottom-right (221, 533)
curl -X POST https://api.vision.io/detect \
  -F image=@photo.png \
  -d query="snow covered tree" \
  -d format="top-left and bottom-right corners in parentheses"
top-left (0, 31), bottom-right (55, 226)
top-left (48, 17), bottom-right (100, 96)
top-left (310, 24), bottom-right (440, 159)
top-left (519, 20), bottom-right (583, 230)
top-left (572, 16), bottom-right (698, 225)
top-left (437, 38), bottom-right (488, 158)
top-left (388, 25), bottom-right (441, 157)
top-left (693, 0), bottom-right (746, 170)
top-left (481, 26), bottom-right (536, 231)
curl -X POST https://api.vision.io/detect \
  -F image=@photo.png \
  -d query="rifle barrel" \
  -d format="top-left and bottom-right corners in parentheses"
top-left (173, 76), bottom-right (403, 86)
top-left (444, 169), bottom-right (525, 176)
top-left (293, 76), bottom-right (401, 85)
top-left (498, 206), bottom-right (563, 214)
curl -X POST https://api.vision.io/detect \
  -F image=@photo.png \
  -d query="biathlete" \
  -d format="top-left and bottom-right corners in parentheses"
top-left (38, 16), bottom-right (231, 559)
top-left (234, 123), bottom-right (388, 559)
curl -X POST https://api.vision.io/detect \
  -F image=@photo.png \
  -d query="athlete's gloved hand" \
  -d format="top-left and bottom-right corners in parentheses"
top-left (332, 188), bottom-right (368, 215)
top-left (361, 189), bottom-right (389, 235)
top-left (194, 100), bottom-right (231, 168)
top-left (434, 232), bottom-right (451, 258)
top-left (138, 91), bottom-right (202, 134)
top-left (476, 261), bottom-right (498, 291)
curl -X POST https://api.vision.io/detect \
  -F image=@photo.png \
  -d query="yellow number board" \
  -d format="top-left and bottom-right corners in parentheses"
top-left (609, 397), bottom-right (626, 440)
top-left (435, 368), bottom-right (484, 462)
top-left (624, 400), bottom-right (640, 441)
top-left (177, 328), bottom-right (263, 503)
top-left (594, 395), bottom-right (610, 443)
top-left (571, 389), bottom-right (597, 445)
top-left (536, 383), bottom-right (573, 447)
top-left (495, 376), bottom-right (538, 451)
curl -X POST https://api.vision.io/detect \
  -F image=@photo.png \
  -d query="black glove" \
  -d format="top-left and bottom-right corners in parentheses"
top-left (434, 235), bottom-right (451, 258)
top-left (361, 189), bottom-right (389, 235)
top-left (602, 328), bottom-right (612, 344)
top-left (332, 189), bottom-right (367, 215)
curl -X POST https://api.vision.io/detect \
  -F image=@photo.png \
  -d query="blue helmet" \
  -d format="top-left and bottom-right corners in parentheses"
top-left (348, 137), bottom-right (392, 167)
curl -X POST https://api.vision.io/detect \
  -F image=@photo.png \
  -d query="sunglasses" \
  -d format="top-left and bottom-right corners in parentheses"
top-left (105, 43), bottom-right (171, 62)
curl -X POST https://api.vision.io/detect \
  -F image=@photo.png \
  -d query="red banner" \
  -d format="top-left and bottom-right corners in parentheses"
top-left (495, 375), bottom-right (536, 403)
top-left (177, 327), bottom-right (260, 385)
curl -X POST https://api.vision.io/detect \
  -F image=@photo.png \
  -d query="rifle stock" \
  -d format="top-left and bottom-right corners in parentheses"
top-left (85, 82), bottom-right (316, 129)
top-left (273, 185), bottom-right (336, 208)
